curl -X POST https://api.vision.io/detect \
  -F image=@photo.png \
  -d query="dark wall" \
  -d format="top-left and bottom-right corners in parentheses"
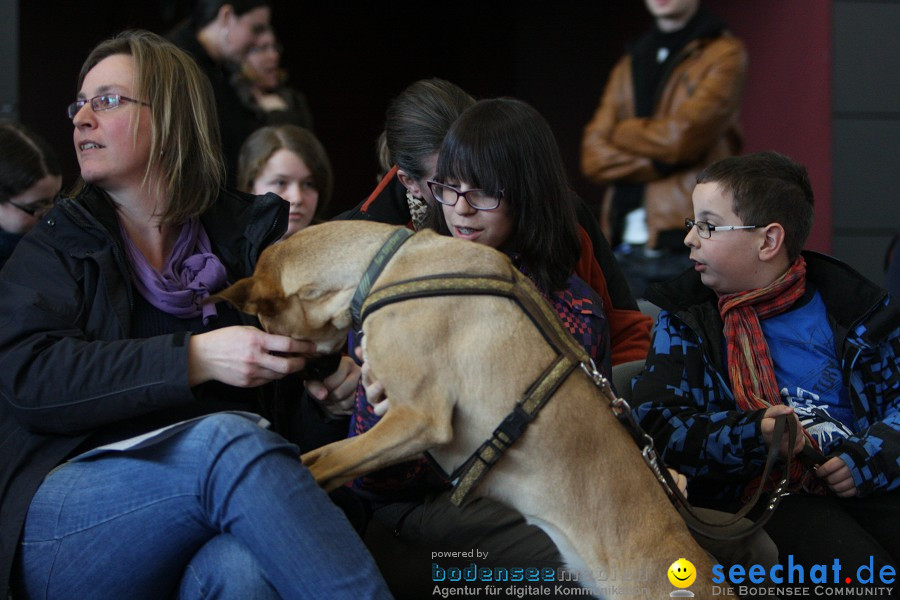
top-left (19, 1), bottom-right (647, 215)
top-left (707, 0), bottom-right (832, 254)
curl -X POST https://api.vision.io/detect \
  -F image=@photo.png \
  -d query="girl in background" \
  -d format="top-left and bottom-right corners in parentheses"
top-left (238, 124), bottom-right (332, 239)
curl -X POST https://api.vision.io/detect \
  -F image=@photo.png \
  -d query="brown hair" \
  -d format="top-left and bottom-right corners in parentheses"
top-left (73, 29), bottom-right (224, 224)
top-left (0, 121), bottom-right (61, 203)
top-left (380, 78), bottom-right (475, 178)
top-left (697, 151), bottom-right (814, 261)
top-left (237, 125), bottom-right (333, 219)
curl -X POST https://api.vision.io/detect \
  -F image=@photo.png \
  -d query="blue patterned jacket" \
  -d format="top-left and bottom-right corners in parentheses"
top-left (632, 251), bottom-right (900, 502)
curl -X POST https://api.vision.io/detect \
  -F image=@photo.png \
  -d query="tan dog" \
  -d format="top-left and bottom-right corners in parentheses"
top-left (215, 220), bottom-right (728, 598)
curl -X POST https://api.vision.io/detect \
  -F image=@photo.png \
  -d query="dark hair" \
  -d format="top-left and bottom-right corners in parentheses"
top-left (696, 151), bottom-right (814, 261)
top-left (73, 30), bottom-right (224, 224)
top-left (379, 78), bottom-right (475, 179)
top-left (237, 124), bottom-right (333, 219)
top-left (0, 121), bottom-right (61, 203)
top-left (193, 0), bottom-right (269, 29)
top-left (432, 98), bottom-right (580, 292)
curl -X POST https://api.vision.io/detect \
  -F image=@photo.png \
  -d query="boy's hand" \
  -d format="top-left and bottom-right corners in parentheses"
top-left (667, 468), bottom-right (688, 498)
top-left (816, 456), bottom-right (858, 498)
top-left (761, 405), bottom-right (805, 458)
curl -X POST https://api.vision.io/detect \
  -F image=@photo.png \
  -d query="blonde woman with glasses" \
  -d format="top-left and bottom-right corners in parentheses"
top-left (0, 30), bottom-right (390, 600)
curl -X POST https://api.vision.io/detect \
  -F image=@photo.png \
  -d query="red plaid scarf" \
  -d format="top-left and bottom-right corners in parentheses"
top-left (718, 256), bottom-right (824, 496)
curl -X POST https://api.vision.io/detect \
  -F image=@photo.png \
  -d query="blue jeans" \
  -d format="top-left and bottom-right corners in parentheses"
top-left (14, 413), bottom-right (392, 600)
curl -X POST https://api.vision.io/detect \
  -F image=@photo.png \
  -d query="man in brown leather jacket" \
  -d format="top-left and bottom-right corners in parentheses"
top-left (580, 0), bottom-right (746, 299)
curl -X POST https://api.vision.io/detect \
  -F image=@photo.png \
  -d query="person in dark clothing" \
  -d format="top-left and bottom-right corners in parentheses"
top-left (234, 26), bottom-right (314, 132)
top-left (0, 121), bottom-right (62, 270)
top-left (167, 0), bottom-right (273, 185)
top-left (581, 0), bottom-right (746, 299)
top-left (0, 30), bottom-right (390, 600)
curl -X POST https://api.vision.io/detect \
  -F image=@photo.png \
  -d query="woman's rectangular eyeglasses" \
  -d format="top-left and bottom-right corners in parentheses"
top-left (427, 181), bottom-right (503, 211)
top-left (67, 94), bottom-right (150, 120)
top-left (684, 218), bottom-right (762, 239)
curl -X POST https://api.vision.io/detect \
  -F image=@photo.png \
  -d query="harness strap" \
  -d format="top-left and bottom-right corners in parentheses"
top-left (359, 268), bottom-right (589, 506)
top-left (362, 271), bottom-right (588, 365)
top-left (350, 227), bottom-right (414, 327)
top-left (449, 355), bottom-right (579, 506)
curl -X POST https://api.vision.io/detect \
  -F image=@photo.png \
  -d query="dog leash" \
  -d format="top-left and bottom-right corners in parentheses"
top-left (580, 359), bottom-right (803, 541)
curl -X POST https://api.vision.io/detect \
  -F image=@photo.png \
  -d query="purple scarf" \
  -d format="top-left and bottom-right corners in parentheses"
top-left (120, 217), bottom-right (227, 324)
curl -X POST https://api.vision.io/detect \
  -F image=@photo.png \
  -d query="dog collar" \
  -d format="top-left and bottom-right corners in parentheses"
top-left (349, 227), bottom-right (414, 328)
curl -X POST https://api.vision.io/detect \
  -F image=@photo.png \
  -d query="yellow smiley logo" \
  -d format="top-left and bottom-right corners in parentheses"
top-left (668, 558), bottom-right (697, 588)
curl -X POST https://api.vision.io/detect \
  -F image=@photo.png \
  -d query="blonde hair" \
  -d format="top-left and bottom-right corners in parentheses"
top-left (237, 125), bottom-right (333, 219)
top-left (75, 30), bottom-right (224, 224)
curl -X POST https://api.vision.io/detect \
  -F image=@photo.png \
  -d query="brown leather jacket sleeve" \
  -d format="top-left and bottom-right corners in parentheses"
top-left (580, 57), bottom-right (659, 185)
top-left (612, 37), bottom-right (746, 165)
top-left (580, 35), bottom-right (747, 181)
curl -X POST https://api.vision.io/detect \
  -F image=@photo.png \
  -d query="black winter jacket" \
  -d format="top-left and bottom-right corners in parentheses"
top-left (0, 185), bottom-right (344, 594)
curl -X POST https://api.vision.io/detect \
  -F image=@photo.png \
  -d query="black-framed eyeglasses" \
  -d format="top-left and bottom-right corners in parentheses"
top-left (427, 181), bottom-right (503, 211)
top-left (684, 218), bottom-right (763, 239)
top-left (7, 198), bottom-right (53, 217)
top-left (67, 94), bottom-right (151, 120)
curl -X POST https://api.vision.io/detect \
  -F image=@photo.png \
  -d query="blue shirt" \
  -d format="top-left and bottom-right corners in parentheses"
top-left (763, 289), bottom-right (855, 453)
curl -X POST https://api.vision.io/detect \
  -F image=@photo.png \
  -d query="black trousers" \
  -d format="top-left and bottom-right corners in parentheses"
top-left (760, 491), bottom-right (900, 582)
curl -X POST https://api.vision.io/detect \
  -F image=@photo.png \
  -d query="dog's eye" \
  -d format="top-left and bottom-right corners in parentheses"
top-left (297, 287), bottom-right (325, 300)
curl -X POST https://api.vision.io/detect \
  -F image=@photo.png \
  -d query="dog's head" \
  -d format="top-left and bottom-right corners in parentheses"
top-left (212, 221), bottom-right (404, 353)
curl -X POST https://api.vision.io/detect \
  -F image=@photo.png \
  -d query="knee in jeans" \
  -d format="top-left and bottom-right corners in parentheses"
top-left (188, 413), bottom-right (289, 453)
top-left (178, 534), bottom-right (279, 599)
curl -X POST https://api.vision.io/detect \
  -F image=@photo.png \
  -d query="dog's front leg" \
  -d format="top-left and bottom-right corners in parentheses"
top-left (301, 400), bottom-right (453, 491)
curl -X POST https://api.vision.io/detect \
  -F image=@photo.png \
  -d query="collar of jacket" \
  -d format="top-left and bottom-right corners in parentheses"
top-left (645, 251), bottom-right (894, 351)
top-left (59, 185), bottom-right (285, 266)
top-left (53, 185), bottom-right (287, 330)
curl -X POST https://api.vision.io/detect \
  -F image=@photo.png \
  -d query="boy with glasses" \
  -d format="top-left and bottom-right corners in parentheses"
top-left (631, 151), bottom-right (900, 579)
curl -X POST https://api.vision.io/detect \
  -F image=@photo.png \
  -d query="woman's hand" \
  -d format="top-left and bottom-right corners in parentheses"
top-left (305, 356), bottom-right (361, 417)
top-left (188, 326), bottom-right (314, 387)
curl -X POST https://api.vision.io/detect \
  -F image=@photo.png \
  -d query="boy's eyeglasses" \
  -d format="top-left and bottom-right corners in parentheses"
top-left (684, 218), bottom-right (763, 239)
top-left (67, 94), bottom-right (150, 120)
top-left (427, 181), bottom-right (503, 211)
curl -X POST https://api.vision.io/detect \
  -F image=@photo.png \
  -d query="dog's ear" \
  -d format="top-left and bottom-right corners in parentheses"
top-left (208, 276), bottom-right (287, 316)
